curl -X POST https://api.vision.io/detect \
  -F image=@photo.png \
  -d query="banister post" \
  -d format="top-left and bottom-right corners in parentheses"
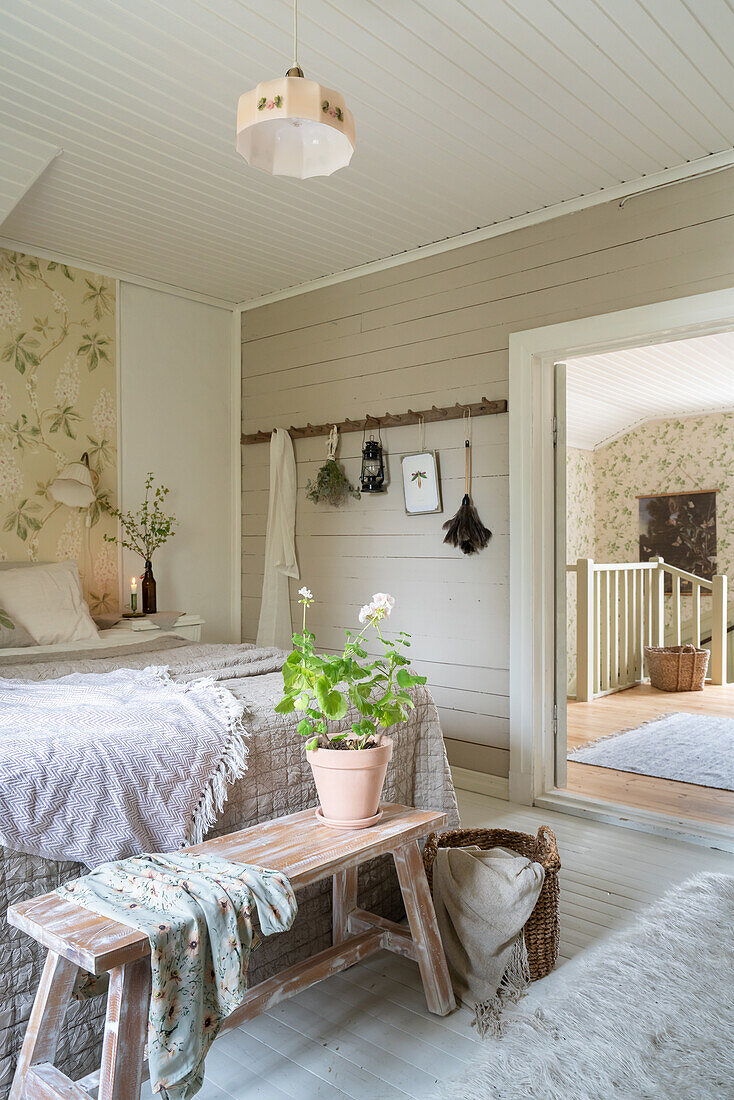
top-left (576, 558), bottom-right (594, 702)
top-left (710, 574), bottom-right (728, 685)
top-left (651, 556), bottom-right (665, 648)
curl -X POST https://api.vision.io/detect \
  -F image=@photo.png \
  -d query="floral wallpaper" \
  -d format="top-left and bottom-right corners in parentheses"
top-left (566, 412), bottom-right (734, 693)
top-left (566, 447), bottom-right (596, 694)
top-left (0, 248), bottom-right (118, 611)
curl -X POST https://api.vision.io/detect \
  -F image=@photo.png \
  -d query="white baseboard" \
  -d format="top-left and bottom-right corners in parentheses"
top-left (451, 767), bottom-right (510, 800)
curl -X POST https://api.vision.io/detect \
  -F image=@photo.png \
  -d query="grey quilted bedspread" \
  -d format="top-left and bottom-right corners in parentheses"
top-left (0, 641), bottom-right (458, 1094)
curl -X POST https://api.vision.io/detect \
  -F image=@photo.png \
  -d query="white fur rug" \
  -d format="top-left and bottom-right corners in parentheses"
top-left (437, 873), bottom-right (734, 1099)
top-left (568, 712), bottom-right (734, 791)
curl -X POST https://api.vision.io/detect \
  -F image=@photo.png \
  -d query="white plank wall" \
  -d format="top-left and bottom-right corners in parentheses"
top-left (242, 169), bottom-right (734, 777)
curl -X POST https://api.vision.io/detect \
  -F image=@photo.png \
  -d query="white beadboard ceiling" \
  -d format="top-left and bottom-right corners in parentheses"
top-left (1, 0), bottom-right (734, 302)
top-left (0, 121), bottom-right (60, 225)
top-left (567, 330), bottom-right (734, 450)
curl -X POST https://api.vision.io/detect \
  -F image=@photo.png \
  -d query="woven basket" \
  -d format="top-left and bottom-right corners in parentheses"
top-left (645, 644), bottom-right (709, 692)
top-left (422, 825), bottom-right (561, 982)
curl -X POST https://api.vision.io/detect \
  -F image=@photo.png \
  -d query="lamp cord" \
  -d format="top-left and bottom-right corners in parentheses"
top-left (293, 0), bottom-right (299, 67)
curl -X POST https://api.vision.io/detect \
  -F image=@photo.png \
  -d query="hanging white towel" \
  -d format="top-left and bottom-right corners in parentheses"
top-left (257, 428), bottom-right (299, 649)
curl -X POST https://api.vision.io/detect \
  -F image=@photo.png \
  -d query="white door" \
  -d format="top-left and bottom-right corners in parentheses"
top-left (554, 362), bottom-right (567, 788)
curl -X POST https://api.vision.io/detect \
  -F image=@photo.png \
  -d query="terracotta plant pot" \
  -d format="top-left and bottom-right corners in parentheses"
top-left (306, 737), bottom-right (393, 829)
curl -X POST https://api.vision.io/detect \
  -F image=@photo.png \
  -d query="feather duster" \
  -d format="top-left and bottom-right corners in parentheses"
top-left (443, 440), bottom-right (492, 555)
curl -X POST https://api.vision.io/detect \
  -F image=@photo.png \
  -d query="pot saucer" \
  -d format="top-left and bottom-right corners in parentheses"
top-left (314, 806), bottom-right (383, 830)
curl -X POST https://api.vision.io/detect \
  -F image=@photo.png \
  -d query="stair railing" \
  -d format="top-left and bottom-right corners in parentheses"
top-left (568, 555), bottom-right (728, 702)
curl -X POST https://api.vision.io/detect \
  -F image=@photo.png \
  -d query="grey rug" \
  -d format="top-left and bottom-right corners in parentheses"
top-left (568, 711), bottom-right (734, 791)
top-left (436, 873), bottom-right (734, 1099)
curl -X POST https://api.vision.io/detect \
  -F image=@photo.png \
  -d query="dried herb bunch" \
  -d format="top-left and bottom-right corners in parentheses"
top-left (306, 456), bottom-right (360, 507)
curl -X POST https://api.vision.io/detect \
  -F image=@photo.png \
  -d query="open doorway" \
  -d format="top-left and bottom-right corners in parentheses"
top-left (560, 333), bottom-right (734, 827)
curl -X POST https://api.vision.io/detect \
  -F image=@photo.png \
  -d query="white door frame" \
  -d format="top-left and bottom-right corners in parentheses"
top-left (508, 286), bottom-right (734, 808)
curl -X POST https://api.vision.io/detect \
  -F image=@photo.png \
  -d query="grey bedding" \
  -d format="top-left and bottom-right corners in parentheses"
top-left (0, 639), bottom-right (458, 1094)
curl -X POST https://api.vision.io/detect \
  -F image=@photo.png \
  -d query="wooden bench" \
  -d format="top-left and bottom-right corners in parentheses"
top-left (8, 803), bottom-right (455, 1099)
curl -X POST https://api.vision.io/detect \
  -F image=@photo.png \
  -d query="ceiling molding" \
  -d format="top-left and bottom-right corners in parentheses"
top-left (237, 150), bottom-right (734, 310)
top-left (0, 234), bottom-right (237, 310)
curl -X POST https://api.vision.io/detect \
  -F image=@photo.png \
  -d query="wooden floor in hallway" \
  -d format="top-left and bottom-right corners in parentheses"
top-left (140, 790), bottom-right (734, 1100)
top-left (566, 681), bottom-right (734, 827)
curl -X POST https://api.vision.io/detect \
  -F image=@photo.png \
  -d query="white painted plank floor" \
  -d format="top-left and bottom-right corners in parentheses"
top-left (141, 791), bottom-right (734, 1100)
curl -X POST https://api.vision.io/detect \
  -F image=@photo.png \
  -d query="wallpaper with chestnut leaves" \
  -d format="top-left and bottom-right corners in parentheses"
top-left (0, 248), bottom-right (118, 611)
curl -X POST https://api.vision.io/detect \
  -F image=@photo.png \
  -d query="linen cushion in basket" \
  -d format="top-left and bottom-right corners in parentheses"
top-left (0, 560), bottom-right (99, 645)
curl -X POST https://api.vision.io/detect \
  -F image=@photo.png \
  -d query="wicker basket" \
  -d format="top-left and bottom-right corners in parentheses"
top-left (645, 644), bottom-right (709, 692)
top-left (422, 825), bottom-right (561, 982)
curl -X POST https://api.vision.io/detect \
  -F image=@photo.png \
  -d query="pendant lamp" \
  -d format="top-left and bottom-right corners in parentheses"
top-left (235, 0), bottom-right (355, 179)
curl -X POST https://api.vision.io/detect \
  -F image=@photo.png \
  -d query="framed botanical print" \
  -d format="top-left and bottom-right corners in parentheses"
top-left (638, 489), bottom-right (716, 592)
top-left (401, 451), bottom-right (442, 515)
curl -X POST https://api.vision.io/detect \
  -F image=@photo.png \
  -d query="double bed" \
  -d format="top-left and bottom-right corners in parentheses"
top-left (0, 632), bottom-right (458, 1093)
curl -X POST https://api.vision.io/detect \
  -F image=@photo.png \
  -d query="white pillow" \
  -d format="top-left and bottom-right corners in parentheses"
top-left (0, 561), bottom-right (99, 645)
top-left (0, 606), bottom-right (36, 649)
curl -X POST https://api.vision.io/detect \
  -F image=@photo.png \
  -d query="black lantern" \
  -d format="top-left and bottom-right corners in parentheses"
top-left (360, 434), bottom-right (385, 493)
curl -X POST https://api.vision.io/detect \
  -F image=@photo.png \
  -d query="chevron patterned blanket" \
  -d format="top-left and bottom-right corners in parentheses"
top-left (0, 665), bottom-right (252, 868)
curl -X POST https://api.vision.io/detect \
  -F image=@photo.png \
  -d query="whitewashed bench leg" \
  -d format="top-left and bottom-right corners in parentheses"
top-left (332, 867), bottom-right (358, 946)
top-left (98, 957), bottom-right (151, 1100)
top-left (10, 951), bottom-right (78, 1100)
top-left (393, 841), bottom-right (456, 1016)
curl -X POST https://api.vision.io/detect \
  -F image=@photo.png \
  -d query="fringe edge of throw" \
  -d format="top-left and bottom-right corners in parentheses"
top-left (473, 932), bottom-right (531, 1039)
top-left (567, 711), bottom-right (671, 756)
top-left (152, 668), bottom-right (250, 848)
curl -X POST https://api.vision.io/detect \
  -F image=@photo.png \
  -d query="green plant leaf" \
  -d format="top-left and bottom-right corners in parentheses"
top-left (294, 693), bottom-right (310, 710)
top-left (396, 668), bottom-right (427, 688)
top-left (297, 718), bottom-right (313, 736)
top-left (282, 664), bottom-right (298, 689)
top-left (323, 661), bottom-right (343, 685)
top-left (378, 706), bottom-right (403, 728)
top-left (304, 736), bottom-right (319, 751)
top-left (315, 676), bottom-right (348, 720)
top-left (274, 696), bottom-right (296, 714)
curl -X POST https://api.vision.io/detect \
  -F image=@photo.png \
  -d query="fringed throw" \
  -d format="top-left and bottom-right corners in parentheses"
top-left (433, 845), bottom-right (544, 1036)
top-left (0, 666), bottom-right (250, 866)
top-left (473, 930), bottom-right (532, 1037)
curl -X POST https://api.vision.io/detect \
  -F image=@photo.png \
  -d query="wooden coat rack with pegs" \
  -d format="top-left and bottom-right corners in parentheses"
top-left (240, 397), bottom-right (507, 445)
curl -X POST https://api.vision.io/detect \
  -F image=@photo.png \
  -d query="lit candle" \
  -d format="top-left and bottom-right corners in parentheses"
top-left (130, 576), bottom-right (138, 613)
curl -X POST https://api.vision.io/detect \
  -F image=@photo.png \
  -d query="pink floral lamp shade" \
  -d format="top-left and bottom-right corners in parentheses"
top-left (236, 77), bottom-right (355, 179)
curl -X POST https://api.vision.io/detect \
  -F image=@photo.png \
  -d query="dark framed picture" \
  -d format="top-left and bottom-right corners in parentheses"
top-left (638, 490), bottom-right (716, 592)
top-left (401, 451), bottom-right (442, 515)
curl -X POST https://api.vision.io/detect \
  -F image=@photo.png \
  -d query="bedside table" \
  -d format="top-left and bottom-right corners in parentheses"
top-left (112, 614), bottom-right (205, 642)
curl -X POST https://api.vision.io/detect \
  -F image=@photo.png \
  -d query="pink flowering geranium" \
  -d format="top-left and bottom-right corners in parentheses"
top-left (359, 592), bottom-right (395, 624)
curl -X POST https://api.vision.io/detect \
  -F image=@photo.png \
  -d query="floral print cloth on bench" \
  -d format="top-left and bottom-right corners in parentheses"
top-left (56, 852), bottom-right (297, 1099)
